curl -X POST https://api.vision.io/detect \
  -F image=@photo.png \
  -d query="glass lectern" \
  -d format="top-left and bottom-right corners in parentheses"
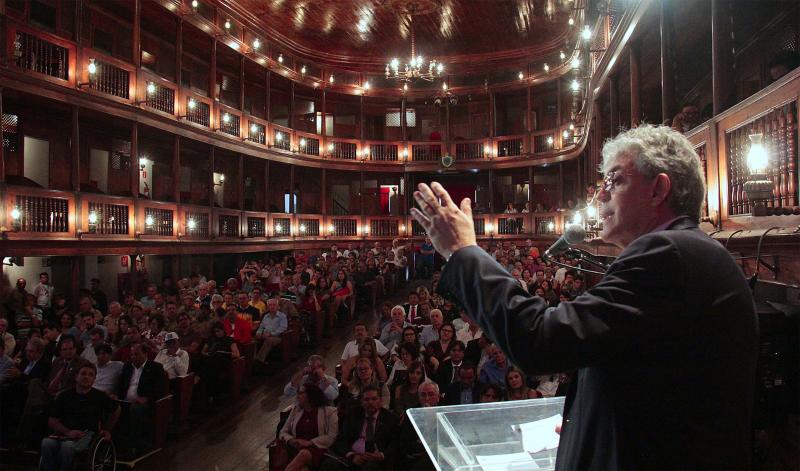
top-left (407, 396), bottom-right (566, 471)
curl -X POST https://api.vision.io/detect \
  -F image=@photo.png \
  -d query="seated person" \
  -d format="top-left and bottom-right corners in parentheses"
top-left (341, 358), bottom-right (390, 414)
top-left (278, 384), bottom-right (338, 471)
top-left (199, 321), bottom-right (241, 400)
top-left (321, 385), bottom-right (399, 471)
top-left (154, 332), bottom-right (190, 379)
top-left (397, 381), bottom-right (440, 471)
top-left (386, 342), bottom-right (422, 388)
top-left (175, 313), bottom-right (202, 358)
top-left (48, 336), bottom-right (81, 396)
top-left (79, 327), bottom-right (106, 365)
top-left (418, 309), bottom-right (444, 348)
top-left (284, 354), bottom-right (339, 403)
top-left (115, 343), bottom-right (166, 456)
top-left (391, 360), bottom-right (425, 419)
top-left (432, 340), bottom-right (466, 389)
top-left (341, 340), bottom-right (388, 387)
top-left (443, 362), bottom-right (483, 405)
top-left (478, 383), bottom-right (505, 403)
top-left (340, 323), bottom-right (388, 362)
top-left (506, 366), bottom-right (541, 401)
top-left (94, 343), bottom-right (123, 395)
top-left (0, 317), bottom-right (16, 355)
top-left (425, 322), bottom-right (457, 374)
top-left (222, 302), bottom-right (253, 345)
top-left (479, 344), bottom-right (511, 387)
top-left (254, 298), bottom-right (288, 364)
top-left (40, 360), bottom-right (120, 471)
top-left (378, 305), bottom-right (410, 353)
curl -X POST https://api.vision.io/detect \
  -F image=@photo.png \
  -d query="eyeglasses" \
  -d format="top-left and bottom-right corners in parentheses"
top-left (600, 171), bottom-right (634, 193)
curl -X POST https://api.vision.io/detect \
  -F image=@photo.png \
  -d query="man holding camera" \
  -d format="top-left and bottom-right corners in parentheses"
top-left (283, 354), bottom-right (339, 403)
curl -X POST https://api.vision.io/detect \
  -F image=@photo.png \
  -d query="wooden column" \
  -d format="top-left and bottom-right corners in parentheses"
top-left (359, 171), bottom-right (365, 217)
top-left (488, 170), bottom-right (494, 212)
top-left (403, 172), bottom-right (410, 215)
top-left (209, 40), bottom-right (217, 102)
top-left (128, 255), bottom-right (138, 297)
top-left (400, 97), bottom-right (407, 141)
top-left (526, 86), bottom-right (533, 133)
top-left (556, 80), bottom-right (562, 128)
top-left (172, 135), bottom-right (180, 203)
top-left (320, 90), bottom-right (327, 153)
top-left (558, 163), bottom-right (564, 207)
top-left (171, 255), bottom-right (181, 281)
top-left (528, 166), bottom-right (534, 204)
top-left (289, 165), bottom-right (295, 213)
top-left (488, 92), bottom-right (496, 138)
top-left (444, 99), bottom-right (451, 151)
top-left (288, 81), bottom-right (295, 130)
top-left (208, 147), bottom-right (215, 207)
top-left (660, 0), bottom-right (675, 122)
top-left (237, 154), bottom-right (244, 210)
top-left (593, 100), bottom-right (603, 167)
top-left (74, 0), bottom-right (83, 44)
top-left (264, 159), bottom-right (270, 212)
top-left (71, 107), bottom-right (80, 192)
top-left (630, 44), bottom-right (641, 127)
top-left (609, 75), bottom-right (618, 138)
top-left (133, 0), bottom-right (141, 67)
top-left (321, 168), bottom-right (327, 214)
top-left (0, 88), bottom-right (4, 184)
top-left (130, 123), bottom-right (139, 197)
top-left (239, 56), bottom-right (245, 111)
top-left (265, 71), bottom-right (271, 122)
top-left (711, 0), bottom-right (734, 115)
top-left (175, 19), bottom-right (182, 94)
top-left (359, 95), bottom-right (365, 141)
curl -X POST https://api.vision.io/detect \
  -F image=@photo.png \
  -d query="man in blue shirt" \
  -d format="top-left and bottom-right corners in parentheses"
top-left (254, 297), bottom-right (287, 364)
top-left (417, 236), bottom-right (436, 279)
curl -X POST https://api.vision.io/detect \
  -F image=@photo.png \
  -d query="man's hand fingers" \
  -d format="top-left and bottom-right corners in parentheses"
top-left (430, 182), bottom-right (457, 209)
top-left (410, 208), bottom-right (432, 232)
top-left (415, 183), bottom-right (441, 215)
top-left (460, 197), bottom-right (473, 218)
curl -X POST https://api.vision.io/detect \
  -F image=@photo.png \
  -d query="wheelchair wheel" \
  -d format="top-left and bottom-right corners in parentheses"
top-left (88, 436), bottom-right (116, 471)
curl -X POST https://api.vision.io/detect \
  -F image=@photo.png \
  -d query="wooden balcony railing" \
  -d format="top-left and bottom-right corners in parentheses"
top-left (369, 143), bottom-right (399, 162)
top-left (183, 93), bottom-right (212, 128)
top-left (271, 214), bottom-right (292, 237)
top-left (369, 217), bottom-right (400, 238)
top-left (140, 203), bottom-right (176, 237)
top-left (217, 106), bottom-right (241, 138)
top-left (181, 207), bottom-right (211, 238)
top-left (217, 211), bottom-right (240, 238)
top-left (245, 214), bottom-right (267, 238)
top-left (329, 216), bottom-right (359, 237)
top-left (83, 50), bottom-right (133, 100)
top-left (411, 142), bottom-right (443, 162)
top-left (454, 140), bottom-right (486, 160)
top-left (533, 132), bottom-right (555, 154)
top-left (297, 215), bottom-right (323, 237)
top-left (245, 120), bottom-right (267, 145)
top-left (297, 132), bottom-right (320, 156)
top-left (272, 126), bottom-right (292, 151)
top-left (10, 27), bottom-right (73, 83)
top-left (5, 187), bottom-right (74, 235)
top-left (82, 196), bottom-right (133, 236)
top-left (497, 136), bottom-right (526, 157)
top-left (330, 139), bottom-right (358, 160)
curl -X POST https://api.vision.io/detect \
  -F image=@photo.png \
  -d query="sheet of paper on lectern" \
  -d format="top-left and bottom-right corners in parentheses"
top-left (475, 452), bottom-right (540, 471)
top-left (517, 414), bottom-right (562, 454)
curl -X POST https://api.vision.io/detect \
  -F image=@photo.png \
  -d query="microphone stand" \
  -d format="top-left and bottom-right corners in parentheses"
top-left (545, 248), bottom-right (612, 276)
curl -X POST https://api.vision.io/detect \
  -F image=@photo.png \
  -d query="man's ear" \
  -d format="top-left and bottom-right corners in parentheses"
top-left (651, 173), bottom-right (671, 207)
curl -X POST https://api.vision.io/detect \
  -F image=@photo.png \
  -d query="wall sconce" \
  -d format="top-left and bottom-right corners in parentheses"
top-left (145, 215), bottom-right (155, 227)
top-left (327, 142), bottom-right (335, 155)
top-left (245, 123), bottom-right (262, 142)
top-left (484, 145), bottom-right (492, 157)
top-left (547, 221), bottom-right (555, 232)
top-left (136, 81), bottom-right (157, 104)
top-left (300, 65), bottom-right (307, 75)
top-left (87, 211), bottom-right (98, 226)
top-left (191, 0), bottom-right (199, 9)
top-left (299, 138), bottom-right (307, 151)
top-left (562, 130), bottom-right (571, 140)
top-left (214, 113), bottom-right (231, 131)
top-left (518, 72), bottom-right (524, 81)
top-left (328, 224), bottom-right (335, 235)
top-left (78, 59), bottom-right (97, 88)
top-left (571, 56), bottom-right (581, 69)
top-left (179, 98), bottom-right (197, 119)
top-left (362, 226), bottom-right (370, 236)
top-left (361, 148), bottom-right (370, 160)
top-left (275, 132), bottom-right (284, 145)
top-left (299, 224), bottom-right (307, 234)
top-left (252, 38), bottom-right (261, 51)
top-left (581, 26), bottom-right (592, 41)
top-left (401, 149), bottom-right (408, 160)
top-left (570, 79), bottom-right (580, 92)
top-left (400, 224), bottom-right (406, 233)
top-left (139, 157), bottom-right (148, 171)
top-left (559, 51), bottom-right (566, 60)
top-left (277, 54), bottom-right (284, 64)
top-left (274, 223), bottom-right (283, 234)
top-left (543, 63), bottom-right (550, 72)
top-left (214, 174), bottom-right (225, 187)
top-left (486, 222), bottom-right (495, 236)
top-left (546, 136), bottom-right (554, 146)
top-left (224, 19), bottom-right (231, 31)
top-left (329, 74), bottom-right (335, 84)
top-left (743, 133), bottom-right (772, 216)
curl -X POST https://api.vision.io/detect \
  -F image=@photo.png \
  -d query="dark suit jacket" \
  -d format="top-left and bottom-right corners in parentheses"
top-left (438, 217), bottom-right (758, 470)
top-left (332, 407), bottom-right (399, 461)
top-left (433, 361), bottom-right (460, 388)
top-left (443, 381), bottom-right (484, 406)
top-left (116, 360), bottom-right (166, 403)
top-left (20, 357), bottom-right (51, 383)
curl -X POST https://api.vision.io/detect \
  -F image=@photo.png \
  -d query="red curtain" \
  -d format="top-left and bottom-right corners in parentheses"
top-left (379, 187), bottom-right (390, 213)
top-left (441, 184), bottom-right (475, 207)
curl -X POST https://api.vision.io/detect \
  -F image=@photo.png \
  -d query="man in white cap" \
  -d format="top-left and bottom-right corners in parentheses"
top-left (155, 332), bottom-right (189, 379)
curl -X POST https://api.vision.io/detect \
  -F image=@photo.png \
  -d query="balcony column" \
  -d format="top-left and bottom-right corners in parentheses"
top-left (289, 82), bottom-right (295, 130)
top-left (321, 168), bottom-right (327, 215)
top-left (289, 165), bottom-right (295, 214)
top-left (264, 160), bottom-right (270, 213)
top-left (209, 40), bottom-right (217, 102)
top-left (444, 99), bottom-right (450, 154)
top-left (70, 256), bottom-right (81, 310)
top-left (360, 171), bottom-right (365, 220)
top-left (660, 0), bottom-right (676, 123)
top-left (489, 92), bottom-right (496, 138)
top-left (593, 99), bottom-right (603, 170)
top-left (175, 19), bottom-right (182, 92)
top-left (320, 89), bottom-right (326, 154)
top-left (558, 163), bottom-right (564, 208)
top-left (130, 123), bottom-right (139, 197)
top-left (239, 56), bottom-right (245, 111)
top-left (0, 88), bottom-right (4, 184)
top-left (400, 96), bottom-right (407, 142)
top-left (630, 43), bottom-right (641, 127)
top-left (70, 107), bottom-right (80, 192)
top-left (172, 135), bottom-right (180, 203)
top-left (208, 147), bottom-right (215, 207)
top-left (133, 0), bottom-right (141, 68)
top-left (237, 154), bottom-right (244, 210)
top-left (556, 80), bottom-right (562, 129)
top-left (526, 86), bottom-right (533, 133)
top-left (359, 94), bottom-right (365, 141)
top-left (488, 170), bottom-right (494, 213)
top-left (265, 71), bottom-right (271, 122)
top-left (609, 75), bottom-right (618, 138)
top-left (711, 0), bottom-right (735, 115)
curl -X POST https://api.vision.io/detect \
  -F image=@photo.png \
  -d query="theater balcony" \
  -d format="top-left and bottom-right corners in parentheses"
top-left (0, 0), bottom-right (798, 290)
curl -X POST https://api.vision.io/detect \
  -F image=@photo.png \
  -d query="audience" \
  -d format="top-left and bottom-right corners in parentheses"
top-left (279, 384), bottom-right (339, 471)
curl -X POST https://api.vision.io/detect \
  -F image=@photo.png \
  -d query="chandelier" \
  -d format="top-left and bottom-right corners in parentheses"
top-left (385, 5), bottom-right (444, 83)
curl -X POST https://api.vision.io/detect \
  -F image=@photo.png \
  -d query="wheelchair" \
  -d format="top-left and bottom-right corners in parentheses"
top-left (38, 432), bottom-right (116, 471)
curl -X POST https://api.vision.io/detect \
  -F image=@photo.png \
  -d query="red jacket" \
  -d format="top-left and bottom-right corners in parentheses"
top-left (223, 316), bottom-right (253, 344)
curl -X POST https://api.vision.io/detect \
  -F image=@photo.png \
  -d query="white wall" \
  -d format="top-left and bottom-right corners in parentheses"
top-left (139, 158), bottom-right (153, 198)
top-left (4, 256), bottom-right (52, 288)
top-left (142, 255), bottom-right (164, 288)
top-left (89, 148), bottom-right (109, 193)
top-left (83, 255), bottom-right (130, 302)
top-left (23, 136), bottom-right (49, 187)
top-left (213, 172), bottom-right (225, 207)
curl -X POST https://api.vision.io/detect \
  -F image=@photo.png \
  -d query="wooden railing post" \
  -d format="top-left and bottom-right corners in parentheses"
top-left (660, 0), bottom-right (676, 123)
top-left (630, 43), bottom-right (641, 127)
top-left (711, 0), bottom-right (735, 115)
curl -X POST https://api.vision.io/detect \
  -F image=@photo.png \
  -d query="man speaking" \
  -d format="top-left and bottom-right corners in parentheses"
top-left (410, 125), bottom-right (757, 470)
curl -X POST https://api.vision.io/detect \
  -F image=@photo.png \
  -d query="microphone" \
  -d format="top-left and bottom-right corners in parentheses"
top-left (544, 224), bottom-right (586, 259)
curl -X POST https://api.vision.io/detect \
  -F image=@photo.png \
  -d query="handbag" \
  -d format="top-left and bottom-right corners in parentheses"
top-left (268, 439), bottom-right (290, 471)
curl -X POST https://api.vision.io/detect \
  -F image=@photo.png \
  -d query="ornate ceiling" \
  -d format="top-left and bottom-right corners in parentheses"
top-left (224, 0), bottom-right (576, 75)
